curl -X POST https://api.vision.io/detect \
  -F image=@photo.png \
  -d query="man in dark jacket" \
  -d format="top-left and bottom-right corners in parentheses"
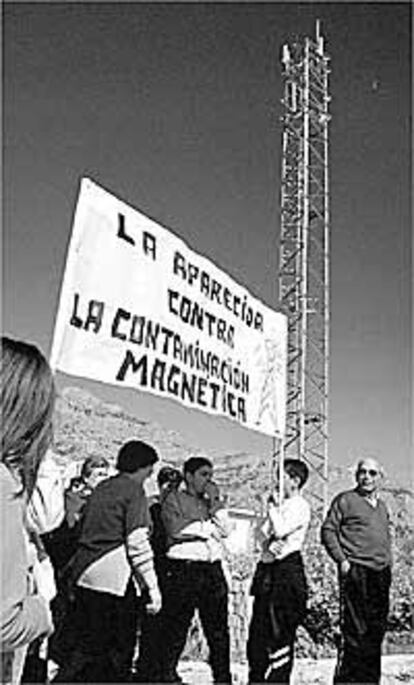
top-left (321, 457), bottom-right (392, 684)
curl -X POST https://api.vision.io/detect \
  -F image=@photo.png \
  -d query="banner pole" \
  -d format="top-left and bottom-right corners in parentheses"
top-left (271, 434), bottom-right (284, 505)
top-left (278, 435), bottom-right (284, 505)
top-left (49, 177), bottom-right (90, 371)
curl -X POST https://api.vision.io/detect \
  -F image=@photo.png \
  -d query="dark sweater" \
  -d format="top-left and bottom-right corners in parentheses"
top-left (321, 489), bottom-right (392, 571)
top-left (68, 473), bottom-right (153, 591)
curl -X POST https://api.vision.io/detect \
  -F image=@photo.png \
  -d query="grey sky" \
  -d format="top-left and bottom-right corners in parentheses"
top-left (3, 2), bottom-right (412, 480)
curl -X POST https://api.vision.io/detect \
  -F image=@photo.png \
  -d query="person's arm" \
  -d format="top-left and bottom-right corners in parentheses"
top-left (26, 451), bottom-right (65, 534)
top-left (386, 504), bottom-right (392, 560)
top-left (126, 527), bottom-right (161, 613)
top-left (1, 494), bottom-right (54, 650)
top-left (211, 508), bottom-right (231, 539)
top-left (125, 491), bottom-right (161, 614)
top-left (321, 495), bottom-right (350, 573)
top-left (267, 497), bottom-right (310, 539)
top-left (161, 491), bottom-right (214, 542)
top-left (256, 517), bottom-right (272, 545)
top-left (28, 533), bottom-right (57, 604)
top-left (204, 482), bottom-right (231, 538)
top-left (1, 593), bottom-right (53, 651)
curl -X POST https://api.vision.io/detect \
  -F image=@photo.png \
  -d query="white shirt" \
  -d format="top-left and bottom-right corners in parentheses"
top-left (26, 450), bottom-right (65, 534)
top-left (365, 493), bottom-right (379, 507)
top-left (259, 493), bottom-right (311, 563)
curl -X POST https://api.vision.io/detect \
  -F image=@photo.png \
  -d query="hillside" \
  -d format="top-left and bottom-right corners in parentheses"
top-left (55, 387), bottom-right (413, 506)
top-left (53, 386), bottom-right (273, 511)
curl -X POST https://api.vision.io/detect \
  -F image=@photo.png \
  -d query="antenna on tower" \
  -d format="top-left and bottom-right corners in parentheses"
top-left (282, 44), bottom-right (291, 71)
top-left (316, 19), bottom-right (324, 55)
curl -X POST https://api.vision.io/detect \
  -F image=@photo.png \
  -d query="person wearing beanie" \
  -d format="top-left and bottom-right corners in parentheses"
top-left (54, 440), bottom-right (161, 683)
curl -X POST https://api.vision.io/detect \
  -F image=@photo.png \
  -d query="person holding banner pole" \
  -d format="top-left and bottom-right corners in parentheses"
top-left (247, 454), bottom-right (310, 683)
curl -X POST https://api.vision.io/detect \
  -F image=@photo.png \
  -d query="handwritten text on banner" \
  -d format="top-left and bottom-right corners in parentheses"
top-left (50, 178), bottom-right (287, 437)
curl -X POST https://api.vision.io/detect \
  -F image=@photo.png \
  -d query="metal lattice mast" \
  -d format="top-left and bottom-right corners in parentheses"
top-left (277, 21), bottom-right (331, 517)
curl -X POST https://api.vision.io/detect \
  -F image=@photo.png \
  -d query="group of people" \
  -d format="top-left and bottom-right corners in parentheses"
top-left (1, 335), bottom-right (393, 685)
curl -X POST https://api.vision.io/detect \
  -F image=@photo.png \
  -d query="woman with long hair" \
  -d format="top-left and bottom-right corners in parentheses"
top-left (1, 336), bottom-right (56, 684)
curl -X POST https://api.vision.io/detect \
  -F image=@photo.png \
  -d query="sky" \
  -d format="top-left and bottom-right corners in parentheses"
top-left (2, 2), bottom-right (412, 483)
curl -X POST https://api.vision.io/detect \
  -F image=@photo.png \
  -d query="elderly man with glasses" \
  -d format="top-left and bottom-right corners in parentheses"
top-left (321, 457), bottom-right (392, 684)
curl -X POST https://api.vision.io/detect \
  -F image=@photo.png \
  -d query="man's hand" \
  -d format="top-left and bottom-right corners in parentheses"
top-left (267, 491), bottom-right (280, 509)
top-left (268, 539), bottom-right (284, 557)
top-left (204, 481), bottom-right (221, 506)
top-left (339, 559), bottom-right (351, 577)
top-left (266, 497), bottom-right (277, 514)
top-left (32, 556), bottom-right (57, 604)
top-left (146, 587), bottom-right (162, 615)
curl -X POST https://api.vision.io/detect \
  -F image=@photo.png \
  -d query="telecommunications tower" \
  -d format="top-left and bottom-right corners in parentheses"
top-left (277, 21), bottom-right (331, 516)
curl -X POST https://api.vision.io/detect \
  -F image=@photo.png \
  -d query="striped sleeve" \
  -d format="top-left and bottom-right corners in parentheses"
top-left (125, 486), bottom-right (158, 592)
top-left (126, 527), bottom-right (158, 592)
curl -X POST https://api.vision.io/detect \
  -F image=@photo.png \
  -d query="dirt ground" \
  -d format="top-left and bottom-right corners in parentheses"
top-left (178, 655), bottom-right (414, 684)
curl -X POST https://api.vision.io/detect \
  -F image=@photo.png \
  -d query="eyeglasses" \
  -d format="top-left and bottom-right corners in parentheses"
top-left (358, 468), bottom-right (379, 477)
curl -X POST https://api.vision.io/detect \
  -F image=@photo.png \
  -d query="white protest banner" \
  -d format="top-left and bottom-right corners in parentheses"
top-left (50, 178), bottom-right (287, 437)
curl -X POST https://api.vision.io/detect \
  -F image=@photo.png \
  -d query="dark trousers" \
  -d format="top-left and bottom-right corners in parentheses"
top-left (21, 639), bottom-right (47, 683)
top-left (156, 559), bottom-right (231, 683)
top-left (134, 600), bottom-right (183, 684)
top-left (48, 583), bottom-right (80, 668)
top-left (134, 610), bottom-right (164, 683)
top-left (335, 564), bottom-right (391, 684)
top-left (247, 554), bottom-right (307, 684)
top-left (53, 580), bottom-right (138, 683)
top-left (134, 562), bottom-right (168, 683)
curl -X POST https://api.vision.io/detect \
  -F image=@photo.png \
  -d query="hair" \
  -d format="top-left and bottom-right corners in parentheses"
top-left (68, 476), bottom-right (83, 491)
top-left (183, 456), bottom-right (213, 476)
top-left (1, 336), bottom-right (55, 498)
top-left (157, 465), bottom-right (183, 489)
top-left (116, 440), bottom-right (158, 473)
top-left (80, 455), bottom-right (110, 480)
top-left (284, 458), bottom-right (309, 488)
top-left (355, 458), bottom-right (383, 477)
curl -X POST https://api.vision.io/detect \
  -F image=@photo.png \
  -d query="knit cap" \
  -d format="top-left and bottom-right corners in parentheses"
top-left (116, 440), bottom-right (158, 473)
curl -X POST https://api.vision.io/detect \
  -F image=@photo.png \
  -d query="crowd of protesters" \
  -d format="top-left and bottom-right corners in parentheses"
top-left (1, 335), bottom-right (392, 685)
